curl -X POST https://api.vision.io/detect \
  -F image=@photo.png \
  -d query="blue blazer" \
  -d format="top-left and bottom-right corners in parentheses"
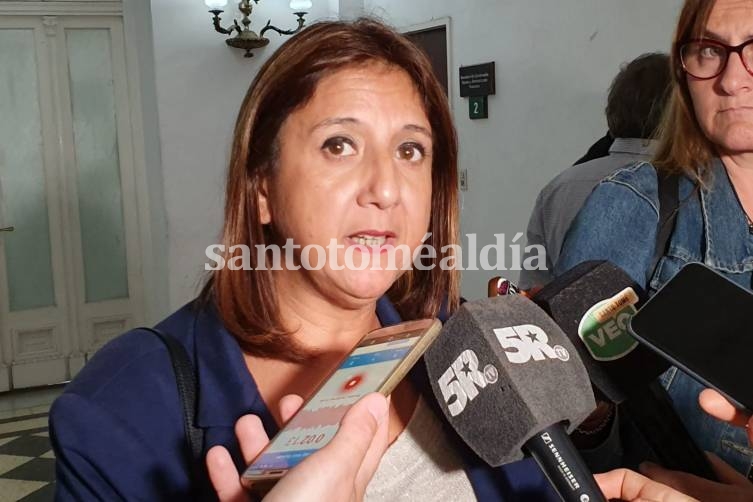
top-left (50, 297), bottom-right (559, 501)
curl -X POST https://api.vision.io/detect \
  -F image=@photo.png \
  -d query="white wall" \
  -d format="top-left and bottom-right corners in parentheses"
top-left (364, 0), bottom-right (684, 300)
top-left (150, 0), bottom-right (336, 309)
top-left (338, 0), bottom-right (364, 18)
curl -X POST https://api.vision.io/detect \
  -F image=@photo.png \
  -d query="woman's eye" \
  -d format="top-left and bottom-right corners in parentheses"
top-left (396, 142), bottom-right (426, 162)
top-left (699, 45), bottom-right (723, 58)
top-left (322, 137), bottom-right (356, 157)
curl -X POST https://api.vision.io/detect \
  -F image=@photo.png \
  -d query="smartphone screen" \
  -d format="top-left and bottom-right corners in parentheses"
top-left (629, 263), bottom-right (753, 410)
top-left (243, 322), bottom-right (433, 478)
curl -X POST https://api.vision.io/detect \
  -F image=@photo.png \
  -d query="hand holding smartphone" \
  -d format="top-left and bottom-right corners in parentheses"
top-left (628, 263), bottom-right (753, 412)
top-left (241, 318), bottom-right (442, 488)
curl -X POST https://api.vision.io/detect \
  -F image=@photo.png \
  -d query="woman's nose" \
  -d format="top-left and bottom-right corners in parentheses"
top-left (718, 51), bottom-right (753, 95)
top-left (356, 152), bottom-right (401, 209)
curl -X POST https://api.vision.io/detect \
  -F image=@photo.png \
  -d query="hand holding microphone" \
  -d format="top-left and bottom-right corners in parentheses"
top-left (592, 387), bottom-right (753, 501)
top-left (596, 453), bottom-right (753, 502)
top-left (593, 389), bottom-right (753, 501)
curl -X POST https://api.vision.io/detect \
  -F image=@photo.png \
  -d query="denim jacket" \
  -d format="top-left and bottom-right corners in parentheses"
top-left (555, 159), bottom-right (753, 475)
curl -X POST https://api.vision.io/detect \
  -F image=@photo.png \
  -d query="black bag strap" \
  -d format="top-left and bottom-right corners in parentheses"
top-left (649, 172), bottom-right (680, 284)
top-left (143, 327), bottom-right (207, 494)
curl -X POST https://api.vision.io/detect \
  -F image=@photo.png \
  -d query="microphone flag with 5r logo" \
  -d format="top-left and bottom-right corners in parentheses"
top-left (424, 295), bottom-right (605, 502)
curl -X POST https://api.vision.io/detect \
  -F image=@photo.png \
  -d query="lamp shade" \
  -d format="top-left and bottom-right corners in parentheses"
top-left (290, 0), bottom-right (313, 10)
top-left (205, 0), bottom-right (228, 9)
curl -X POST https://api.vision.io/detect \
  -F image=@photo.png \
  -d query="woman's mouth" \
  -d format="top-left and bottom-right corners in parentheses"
top-left (346, 231), bottom-right (397, 251)
top-left (720, 106), bottom-right (753, 114)
top-left (351, 234), bottom-right (387, 246)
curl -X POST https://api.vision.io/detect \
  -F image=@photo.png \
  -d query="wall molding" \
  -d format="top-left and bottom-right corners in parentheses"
top-left (0, 2), bottom-right (122, 16)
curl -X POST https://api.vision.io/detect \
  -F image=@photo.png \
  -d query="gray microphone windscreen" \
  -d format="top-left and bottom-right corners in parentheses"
top-left (424, 295), bottom-right (596, 466)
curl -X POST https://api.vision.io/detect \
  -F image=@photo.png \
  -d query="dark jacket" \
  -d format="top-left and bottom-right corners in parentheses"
top-left (51, 296), bottom-right (559, 501)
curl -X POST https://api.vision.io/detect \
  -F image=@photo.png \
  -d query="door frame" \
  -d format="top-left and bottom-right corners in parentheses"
top-left (0, 0), bottom-right (167, 388)
top-left (401, 17), bottom-right (454, 112)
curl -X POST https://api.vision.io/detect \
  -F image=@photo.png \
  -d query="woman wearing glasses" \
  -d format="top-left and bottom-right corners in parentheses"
top-left (556, 0), bottom-right (753, 477)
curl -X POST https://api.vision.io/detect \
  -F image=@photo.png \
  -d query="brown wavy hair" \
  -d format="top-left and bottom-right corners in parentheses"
top-left (201, 18), bottom-right (460, 362)
top-left (653, 0), bottom-right (717, 182)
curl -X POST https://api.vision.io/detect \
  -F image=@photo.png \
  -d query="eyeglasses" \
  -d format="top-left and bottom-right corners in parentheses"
top-left (680, 38), bottom-right (753, 80)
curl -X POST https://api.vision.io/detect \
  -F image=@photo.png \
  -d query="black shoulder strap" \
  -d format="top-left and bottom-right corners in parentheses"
top-left (650, 172), bottom-right (680, 283)
top-left (143, 328), bottom-right (207, 492)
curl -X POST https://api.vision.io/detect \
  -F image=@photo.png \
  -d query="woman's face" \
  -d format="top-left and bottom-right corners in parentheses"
top-left (260, 64), bottom-right (433, 306)
top-left (688, 0), bottom-right (753, 155)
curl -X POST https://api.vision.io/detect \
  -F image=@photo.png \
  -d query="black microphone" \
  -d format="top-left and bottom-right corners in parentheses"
top-left (425, 295), bottom-right (606, 502)
top-left (533, 260), bottom-right (716, 480)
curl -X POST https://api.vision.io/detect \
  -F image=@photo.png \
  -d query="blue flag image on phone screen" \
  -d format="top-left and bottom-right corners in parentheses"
top-left (245, 335), bottom-right (421, 475)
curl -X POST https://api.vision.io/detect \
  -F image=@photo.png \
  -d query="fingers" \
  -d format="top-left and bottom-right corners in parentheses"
top-left (706, 452), bottom-right (751, 487)
top-left (279, 394), bottom-right (304, 423)
top-left (209, 414), bottom-right (268, 501)
top-left (263, 393), bottom-right (390, 502)
top-left (521, 286), bottom-right (542, 298)
top-left (206, 445), bottom-right (248, 502)
top-left (236, 393), bottom-right (305, 467)
top-left (639, 462), bottom-right (714, 501)
top-left (234, 414), bottom-right (269, 465)
top-left (595, 468), bottom-right (699, 502)
top-left (210, 395), bottom-right (387, 502)
top-left (698, 389), bottom-right (750, 427)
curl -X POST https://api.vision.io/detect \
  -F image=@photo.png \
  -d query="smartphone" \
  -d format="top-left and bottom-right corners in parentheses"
top-left (628, 262), bottom-right (753, 411)
top-left (241, 318), bottom-right (442, 487)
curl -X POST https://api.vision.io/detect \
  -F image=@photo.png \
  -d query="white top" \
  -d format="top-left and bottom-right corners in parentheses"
top-left (365, 396), bottom-right (476, 501)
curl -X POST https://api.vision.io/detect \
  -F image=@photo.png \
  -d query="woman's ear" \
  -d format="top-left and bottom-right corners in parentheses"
top-left (258, 178), bottom-right (272, 225)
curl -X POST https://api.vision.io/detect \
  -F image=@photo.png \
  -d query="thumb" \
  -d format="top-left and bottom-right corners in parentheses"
top-left (320, 393), bottom-right (388, 470)
top-left (699, 389), bottom-right (750, 428)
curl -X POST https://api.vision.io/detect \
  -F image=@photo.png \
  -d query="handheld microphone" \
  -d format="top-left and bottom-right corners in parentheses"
top-left (532, 261), bottom-right (668, 403)
top-left (425, 295), bottom-right (606, 502)
top-left (532, 260), bottom-right (717, 480)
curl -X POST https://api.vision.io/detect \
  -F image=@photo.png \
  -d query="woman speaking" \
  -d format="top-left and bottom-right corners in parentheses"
top-left (50, 18), bottom-right (561, 501)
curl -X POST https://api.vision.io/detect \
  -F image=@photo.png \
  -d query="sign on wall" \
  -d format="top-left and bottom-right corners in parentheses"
top-left (459, 62), bottom-right (495, 120)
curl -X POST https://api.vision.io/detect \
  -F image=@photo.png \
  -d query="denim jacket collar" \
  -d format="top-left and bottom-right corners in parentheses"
top-left (700, 158), bottom-right (753, 272)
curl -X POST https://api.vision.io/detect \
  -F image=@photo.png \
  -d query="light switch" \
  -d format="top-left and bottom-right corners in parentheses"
top-left (459, 168), bottom-right (468, 191)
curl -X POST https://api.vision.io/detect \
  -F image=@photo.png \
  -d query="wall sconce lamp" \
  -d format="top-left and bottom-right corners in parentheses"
top-left (205, 0), bottom-right (312, 58)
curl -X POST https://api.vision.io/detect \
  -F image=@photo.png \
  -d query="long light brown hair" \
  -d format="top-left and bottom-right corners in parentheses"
top-left (202, 18), bottom-right (460, 362)
top-left (653, 0), bottom-right (717, 182)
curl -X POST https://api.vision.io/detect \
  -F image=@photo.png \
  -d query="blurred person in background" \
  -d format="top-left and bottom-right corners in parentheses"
top-left (520, 53), bottom-right (671, 290)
